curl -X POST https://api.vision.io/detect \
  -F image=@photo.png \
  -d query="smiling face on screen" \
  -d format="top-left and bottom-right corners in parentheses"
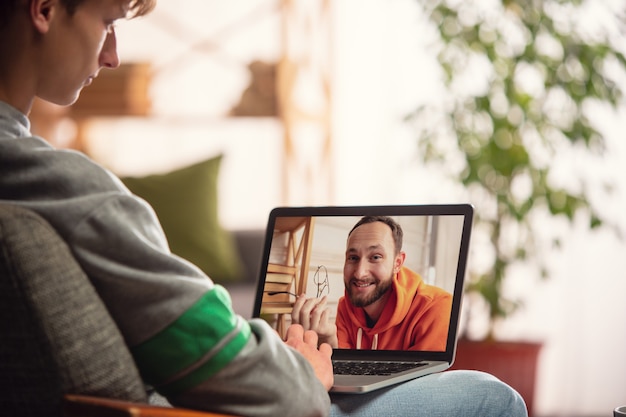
top-left (343, 220), bottom-right (405, 318)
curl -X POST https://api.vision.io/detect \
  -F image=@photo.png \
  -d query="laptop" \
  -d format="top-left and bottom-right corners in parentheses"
top-left (252, 204), bottom-right (473, 394)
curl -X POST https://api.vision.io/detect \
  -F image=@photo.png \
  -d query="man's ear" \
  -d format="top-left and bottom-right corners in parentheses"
top-left (393, 252), bottom-right (406, 273)
top-left (30, 0), bottom-right (58, 33)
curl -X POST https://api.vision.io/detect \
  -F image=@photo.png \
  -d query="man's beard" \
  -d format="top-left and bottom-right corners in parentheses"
top-left (346, 274), bottom-right (394, 308)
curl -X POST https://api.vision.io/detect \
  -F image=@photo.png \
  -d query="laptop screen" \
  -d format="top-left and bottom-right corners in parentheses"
top-left (252, 204), bottom-right (472, 358)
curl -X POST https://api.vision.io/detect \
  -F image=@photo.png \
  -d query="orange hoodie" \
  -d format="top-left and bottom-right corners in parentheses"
top-left (336, 267), bottom-right (452, 351)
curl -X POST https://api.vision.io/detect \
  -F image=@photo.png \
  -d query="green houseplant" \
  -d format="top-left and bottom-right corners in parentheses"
top-left (407, 1), bottom-right (626, 413)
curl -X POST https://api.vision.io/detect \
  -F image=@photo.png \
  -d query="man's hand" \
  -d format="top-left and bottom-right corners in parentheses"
top-left (284, 324), bottom-right (334, 391)
top-left (291, 295), bottom-right (338, 348)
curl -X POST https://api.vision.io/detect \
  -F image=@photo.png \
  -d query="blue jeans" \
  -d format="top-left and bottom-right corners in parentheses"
top-left (330, 370), bottom-right (528, 417)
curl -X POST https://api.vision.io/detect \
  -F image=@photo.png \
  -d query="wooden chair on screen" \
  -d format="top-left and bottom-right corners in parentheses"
top-left (260, 216), bottom-right (315, 338)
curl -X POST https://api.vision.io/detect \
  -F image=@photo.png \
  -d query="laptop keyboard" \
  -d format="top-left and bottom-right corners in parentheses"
top-left (332, 360), bottom-right (427, 376)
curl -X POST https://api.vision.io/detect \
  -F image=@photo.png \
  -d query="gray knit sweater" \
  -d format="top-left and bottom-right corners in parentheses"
top-left (0, 100), bottom-right (329, 417)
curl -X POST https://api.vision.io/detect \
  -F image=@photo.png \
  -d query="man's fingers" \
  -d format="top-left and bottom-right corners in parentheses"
top-left (300, 297), bottom-right (314, 330)
top-left (299, 297), bottom-right (322, 329)
top-left (318, 342), bottom-right (333, 358)
top-left (292, 295), bottom-right (330, 334)
top-left (285, 323), bottom-right (304, 342)
top-left (319, 307), bottom-right (331, 325)
top-left (303, 329), bottom-right (319, 347)
top-left (291, 295), bottom-right (306, 325)
top-left (310, 296), bottom-right (327, 323)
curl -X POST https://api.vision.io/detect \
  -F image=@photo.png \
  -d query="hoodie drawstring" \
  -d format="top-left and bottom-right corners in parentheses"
top-left (356, 328), bottom-right (379, 350)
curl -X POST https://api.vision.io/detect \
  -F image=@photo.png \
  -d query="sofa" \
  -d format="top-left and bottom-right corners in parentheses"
top-left (223, 229), bottom-right (266, 319)
top-left (117, 154), bottom-right (268, 320)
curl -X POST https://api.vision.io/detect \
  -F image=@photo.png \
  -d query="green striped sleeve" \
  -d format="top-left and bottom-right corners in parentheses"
top-left (131, 285), bottom-right (251, 396)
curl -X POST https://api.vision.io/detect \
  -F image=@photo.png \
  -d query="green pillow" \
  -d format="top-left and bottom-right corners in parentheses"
top-left (121, 155), bottom-right (243, 284)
